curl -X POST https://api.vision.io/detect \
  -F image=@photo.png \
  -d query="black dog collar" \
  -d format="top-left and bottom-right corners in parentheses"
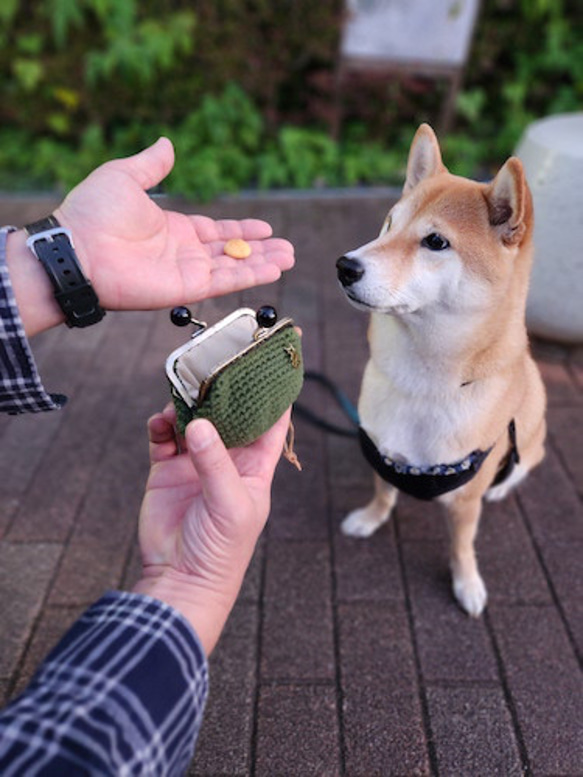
top-left (25, 216), bottom-right (105, 328)
top-left (359, 421), bottom-right (519, 501)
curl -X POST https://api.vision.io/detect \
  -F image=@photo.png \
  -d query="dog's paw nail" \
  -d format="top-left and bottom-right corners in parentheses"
top-left (453, 575), bottom-right (487, 617)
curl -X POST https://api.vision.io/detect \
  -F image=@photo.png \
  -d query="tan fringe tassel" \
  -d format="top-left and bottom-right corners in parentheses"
top-left (283, 419), bottom-right (302, 471)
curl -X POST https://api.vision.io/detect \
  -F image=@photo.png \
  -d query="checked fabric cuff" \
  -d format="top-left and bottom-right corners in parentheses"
top-left (0, 591), bottom-right (209, 776)
top-left (0, 227), bottom-right (66, 414)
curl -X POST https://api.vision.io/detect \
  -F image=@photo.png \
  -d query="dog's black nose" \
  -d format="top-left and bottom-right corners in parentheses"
top-left (336, 255), bottom-right (364, 287)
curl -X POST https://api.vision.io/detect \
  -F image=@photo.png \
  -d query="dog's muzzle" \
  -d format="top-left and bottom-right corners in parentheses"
top-left (336, 255), bottom-right (364, 287)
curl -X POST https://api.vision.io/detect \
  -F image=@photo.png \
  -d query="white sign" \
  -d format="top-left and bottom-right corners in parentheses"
top-left (341, 0), bottom-right (480, 68)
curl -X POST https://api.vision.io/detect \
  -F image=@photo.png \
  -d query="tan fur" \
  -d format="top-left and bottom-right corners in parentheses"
top-left (338, 124), bottom-right (546, 616)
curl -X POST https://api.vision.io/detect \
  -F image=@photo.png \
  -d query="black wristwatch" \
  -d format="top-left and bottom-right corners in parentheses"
top-left (24, 216), bottom-right (105, 328)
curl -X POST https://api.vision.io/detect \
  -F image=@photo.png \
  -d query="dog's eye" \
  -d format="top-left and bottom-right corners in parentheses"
top-left (380, 214), bottom-right (392, 235)
top-left (421, 233), bottom-right (450, 251)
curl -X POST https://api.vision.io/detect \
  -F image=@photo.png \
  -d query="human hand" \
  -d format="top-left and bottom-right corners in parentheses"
top-left (54, 137), bottom-right (294, 311)
top-left (133, 404), bottom-right (291, 655)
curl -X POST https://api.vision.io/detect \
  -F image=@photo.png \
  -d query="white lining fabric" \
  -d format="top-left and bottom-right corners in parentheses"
top-left (169, 311), bottom-right (257, 404)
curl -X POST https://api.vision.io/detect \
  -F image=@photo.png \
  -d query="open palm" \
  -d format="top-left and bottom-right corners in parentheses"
top-left (55, 138), bottom-right (295, 311)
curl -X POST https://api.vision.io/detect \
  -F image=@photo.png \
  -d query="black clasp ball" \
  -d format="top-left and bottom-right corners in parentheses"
top-left (256, 305), bottom-right (278, 328)
top-left (170, 306), bottom-right (193, 327)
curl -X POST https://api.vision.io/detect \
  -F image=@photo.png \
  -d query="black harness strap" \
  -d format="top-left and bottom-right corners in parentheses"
top-left (359, 420), bottom-right (519, 501)
top-left (491, 419), bottom-right (520, 487)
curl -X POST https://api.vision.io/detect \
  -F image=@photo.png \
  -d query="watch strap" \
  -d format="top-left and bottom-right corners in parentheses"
top-left (25, 216), bottom-right (105, 328)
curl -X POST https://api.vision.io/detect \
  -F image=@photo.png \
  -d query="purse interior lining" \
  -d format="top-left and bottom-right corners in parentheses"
top-left (175, 315), bottom-right (257, 402)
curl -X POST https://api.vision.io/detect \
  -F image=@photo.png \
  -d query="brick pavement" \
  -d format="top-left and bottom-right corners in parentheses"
top-left (1, 192), bottom-right (582, 775)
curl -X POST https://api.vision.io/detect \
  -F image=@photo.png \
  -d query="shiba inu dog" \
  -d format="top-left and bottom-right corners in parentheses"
top-left (336, 124), bottom-right (546, 616)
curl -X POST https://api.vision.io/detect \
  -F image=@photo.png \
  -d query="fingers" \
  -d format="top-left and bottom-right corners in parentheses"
top-left (185, 420), bottom-right (248, 518)
top-left (189, 216), bottom-right (273, 243)
top-left (118, 136), bottom-right (175, 191)
top-left (147, 411), bottom-right (179, 463)
top-left (201, 262), bottom-right (283, 299)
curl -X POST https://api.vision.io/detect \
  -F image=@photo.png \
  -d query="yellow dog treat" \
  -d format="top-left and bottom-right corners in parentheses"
top-left (224, 238), bottom-right (251, 259)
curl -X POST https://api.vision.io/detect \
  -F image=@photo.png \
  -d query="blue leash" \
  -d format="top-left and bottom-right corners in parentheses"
top-left (294, 371), bottom-right (360, 438)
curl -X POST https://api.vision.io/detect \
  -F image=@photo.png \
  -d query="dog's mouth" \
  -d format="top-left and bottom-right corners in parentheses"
top-left (341, 286), bottom-right (417, 316)
top-left (344, 289), bottom-right (375, 310)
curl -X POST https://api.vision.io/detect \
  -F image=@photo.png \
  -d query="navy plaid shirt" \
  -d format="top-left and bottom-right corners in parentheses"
top-left (0, 229), bottom-right (209, 773)
top-left (0, 227), bottom-right (66, 414)
top-left (0, 592), bottom-right (209, 775)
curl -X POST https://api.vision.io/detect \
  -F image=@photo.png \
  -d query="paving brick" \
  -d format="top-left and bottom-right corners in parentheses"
top-left (322, 310), bottom-right (369, 400)
top-left (255, 684), bottom-right (340, 777)
top-left (477, 496), bottom-right (551, 605)
top-left (280, 274), bottom-right (323, 371)
top-left (342, 682), bottom-right (430, 776)
top-left (49, 541), bottom-right (130, 606)
top-left (538, 540), bottom-right (583, 603)
top-left (189, 603), bottom-right (259, 776)
top-left (188, 681), bottom-right (256, 777)
top-left (0, 680), bottom-right (9, 706)
top-left (261, 540), bottom-right (335, 681)
top-left (48, 314), bottom-right (171, 605)
top-left (333, 521), bottom-right (403, 603)
top-left (209, 601), bottom-right (259, 683)
top-left (569, 345), bottom-right (583, 391)
top-left (237, 537), bottom-right (265, 604)
top-left (397, 540), bottom-right (451, 604)
top-left (395, 495), bottom-right (448, 542)
top-left (327, 435), bottom-right (371, 493)
top-left (427, 687), bottom-right (522, 776)
top-left (241, 279), bottom-right (280, 315)
top-left (270, 425), bottom-right (329, 541)
top-left (530, 539), bottom-right (583, 660)
top-left (338, 601), bottom-right (416, 688)
top-left (401, 542), bottom-right (499, 683)
top-left (0, 542), bottom-right (61, 678)
top-left (0, 411), bottom-right (64, 538)
top-left (531, 341), bottom-right (582, 406)
top-left (0, 194), bottom-right (61, 227)
top-left (548, 406), bottom-right (583, 495)
top-left (7, 312), bottom-right (153, 543)
top-left (489, 603), bottom-right (583, 774)
top-left (11, 604), bottom-right (84, 699)
top-left (517, 447), bottom-right (583, 543)
top-left (563, 598), bottom-right (583, 661)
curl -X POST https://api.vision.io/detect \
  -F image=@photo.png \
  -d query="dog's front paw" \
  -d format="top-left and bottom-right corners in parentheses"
top-left (341, 506), bottom-right (389, 538)
top-left (452, 572), bottom-right (488, 617)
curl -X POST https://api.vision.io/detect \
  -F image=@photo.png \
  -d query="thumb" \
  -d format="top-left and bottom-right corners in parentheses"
top-left (121, 136), bottom-right (175, 191)
top-left (185, 420), bottom-right (247, 517)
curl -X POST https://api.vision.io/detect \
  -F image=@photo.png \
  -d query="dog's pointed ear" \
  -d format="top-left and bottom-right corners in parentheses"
top-left (485, 157), bottom-right (530, 246)
top-left (404, 124), bottom-right (446, 193)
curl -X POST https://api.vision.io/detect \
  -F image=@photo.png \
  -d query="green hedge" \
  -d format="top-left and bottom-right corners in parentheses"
top-left (0, 0), bottom-right (581, 197)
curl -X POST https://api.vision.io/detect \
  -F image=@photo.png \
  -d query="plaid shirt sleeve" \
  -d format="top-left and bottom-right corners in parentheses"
top-left (0, 227), bottom-right (66, 414)
top-left (0, 591), bottom-right (209, 776)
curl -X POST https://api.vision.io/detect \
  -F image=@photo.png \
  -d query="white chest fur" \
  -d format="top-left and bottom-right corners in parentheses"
top-left (358, 314), bottom-right (496, 466)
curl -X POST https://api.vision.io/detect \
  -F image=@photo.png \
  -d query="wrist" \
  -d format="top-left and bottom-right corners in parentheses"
top-left (5, 228), bottom-right (65, 336)
top-left (133, 566), bottom-right (235, 656)
top-left (24, 215), bottom-right (105, 329)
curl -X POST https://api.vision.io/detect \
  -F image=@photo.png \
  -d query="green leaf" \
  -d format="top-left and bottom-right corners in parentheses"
top-left (0, 0), bottom-right (19, 25)
top-left (12, 59), bottom-right (44, 91)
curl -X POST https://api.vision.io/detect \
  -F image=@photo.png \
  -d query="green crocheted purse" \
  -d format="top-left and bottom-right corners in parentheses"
top-left (166, 306), bottom-right (303, 448)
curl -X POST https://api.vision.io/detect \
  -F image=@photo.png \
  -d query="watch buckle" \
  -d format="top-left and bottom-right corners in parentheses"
top-left (26, 226), bottom-right (75, 254)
